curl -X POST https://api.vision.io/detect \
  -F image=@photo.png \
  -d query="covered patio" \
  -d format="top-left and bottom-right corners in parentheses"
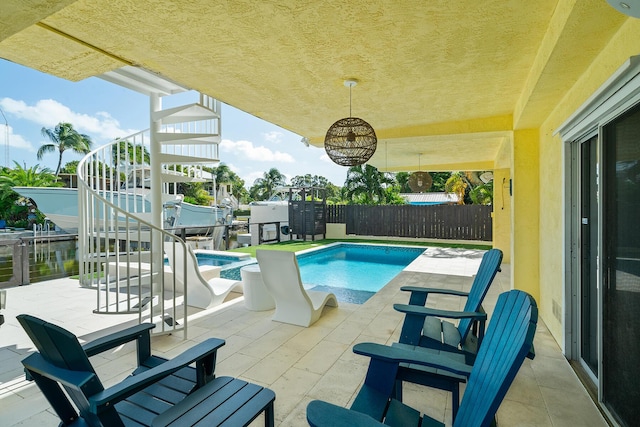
top-left (0, 248), bottom-right (604, 426)
top-left (2, 1), bottom-right (640, 424)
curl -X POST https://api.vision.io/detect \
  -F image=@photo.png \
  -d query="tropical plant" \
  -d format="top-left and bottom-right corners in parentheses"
top-left (0, 161), bottom-right (60, 188)
top-left (112, 139), bottom-right (150, 166)
top-left (430, 172), bottom-right (452, 192)
top-left (395, 171), bottom-right (411, 193)
top-left (383, 186), bottom-right (407, 204)
top-left (445, 171), bottom-right (469, 205)
top-left (0, 162), bottom-right (60, 225)
top-left (343, 164), bottom-right (395, 205)
top-left (59, 160), bottom-right (79, 174)
top-left (38, 122), bottom-right (93, 176)
top-left (469, 180), bottom-right (494, 205)
top-left (250, 168), bottom-right (287, 200)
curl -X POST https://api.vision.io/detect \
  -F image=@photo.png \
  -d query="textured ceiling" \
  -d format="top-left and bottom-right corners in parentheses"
top-left (0, 0), bottom-right (626, 171)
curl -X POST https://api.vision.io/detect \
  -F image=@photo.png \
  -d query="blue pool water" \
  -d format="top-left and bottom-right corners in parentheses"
top-left (196, 253), bottom-right (252, 268)
top-left (219, 243), bottom-right (424, 304)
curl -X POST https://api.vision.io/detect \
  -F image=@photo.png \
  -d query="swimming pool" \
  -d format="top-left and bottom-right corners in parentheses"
top-left (220, 243), bottom-right (425, 304)
top-left (194, 250), bottom-right (252, 268)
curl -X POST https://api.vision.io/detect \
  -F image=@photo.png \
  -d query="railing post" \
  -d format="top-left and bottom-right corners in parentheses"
top-left (20, 242), bottom-right (29, 285)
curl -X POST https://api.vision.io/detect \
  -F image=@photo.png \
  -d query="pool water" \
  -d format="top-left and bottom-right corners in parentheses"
top-left (196, 253), bottom-right (250, 267)
top-left (219, 243), bottom-right (425, 304)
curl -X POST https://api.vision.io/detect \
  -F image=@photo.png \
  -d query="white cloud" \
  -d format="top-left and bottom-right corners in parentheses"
top-left (319, 152), bottom-right (333, 163)
top-left (263, 131), bottom-right (283, 144)
top-left (220, 138), bottom-right (294, 162)
top-left (0, 97), bottom-right (139, 142)
top-left (0, 124), bottom-right (35, 152)
top-left (243, 170), bottom-right (265, 186)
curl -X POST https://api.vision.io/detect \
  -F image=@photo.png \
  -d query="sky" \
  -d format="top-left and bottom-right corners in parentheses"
top-left (0, 59), bottom-right (350, 189)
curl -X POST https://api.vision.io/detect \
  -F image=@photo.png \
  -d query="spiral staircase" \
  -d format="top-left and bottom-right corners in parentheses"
top-left (77, 67), bottom-right (223, 335)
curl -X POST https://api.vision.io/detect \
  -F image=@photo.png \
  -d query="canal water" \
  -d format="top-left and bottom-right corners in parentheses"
top-left (0, 229), bottom-right (244, 285)
top-left (0, 237), bottom-right (80, 284)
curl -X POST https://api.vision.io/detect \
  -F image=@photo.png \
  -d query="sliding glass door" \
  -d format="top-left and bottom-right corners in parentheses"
top-left (601, 104), bottom-right (640, 425)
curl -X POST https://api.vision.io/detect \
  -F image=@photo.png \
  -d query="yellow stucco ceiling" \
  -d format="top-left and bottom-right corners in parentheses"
top-left (0, 0), bottom-right (627, 172)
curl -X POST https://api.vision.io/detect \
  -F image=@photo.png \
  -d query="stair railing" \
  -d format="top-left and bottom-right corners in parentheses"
top-left (76, 93), bottom-right (222, 336)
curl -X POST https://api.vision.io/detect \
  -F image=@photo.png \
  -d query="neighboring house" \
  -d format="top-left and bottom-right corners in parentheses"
top-left (400, 192), bottom-right (459, 205)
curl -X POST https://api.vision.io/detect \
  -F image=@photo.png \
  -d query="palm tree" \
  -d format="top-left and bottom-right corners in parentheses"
top-left (112, 139), bottom-right (150, 166)
top-left (395, 171), bottom-right (411, 193)
top-left (209, 163), bottom-right (247, 202)
top-left (251, 168), bottom-right (287, 200)
top-left (344, 164), bottom-right (395, 205)
top-left (38, 122), bottom-right (93, 176)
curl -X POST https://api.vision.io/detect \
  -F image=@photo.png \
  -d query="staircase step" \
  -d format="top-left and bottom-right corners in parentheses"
top-left (156, 153), bottom-right (219, 165)
top-left (155, 132), bottom-right (220, 144)
top-left (152, 103), bottom-right (219, 124)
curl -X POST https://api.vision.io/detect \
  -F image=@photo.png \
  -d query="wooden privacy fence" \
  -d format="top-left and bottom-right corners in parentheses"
top-left (326, 204), bottom-right (493, 241)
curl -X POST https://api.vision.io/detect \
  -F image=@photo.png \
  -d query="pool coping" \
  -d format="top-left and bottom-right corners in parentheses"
top-left (294, 241), bottom-right (429, 257)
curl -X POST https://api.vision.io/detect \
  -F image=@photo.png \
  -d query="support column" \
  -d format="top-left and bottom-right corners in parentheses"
top-left (149, 94), bottom-right (164, 301)
top-left (150, 93), bottom-right (163, 229)
top-left (511, 129), bottom-right (540, 302)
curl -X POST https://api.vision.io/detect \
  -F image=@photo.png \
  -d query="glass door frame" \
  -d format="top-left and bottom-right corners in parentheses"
top-left (565, 131), bottom-right (602, 388)
top-left (558, 56), bottom-right (640, 425)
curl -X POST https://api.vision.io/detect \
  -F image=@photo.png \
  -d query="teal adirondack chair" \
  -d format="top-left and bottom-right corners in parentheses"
top-left (391, 249), bottom-right (504, 416)
top-left (307, 289), bottom-right (538, 427)
top-left (395, 248), bottom-right (503, 358)
top-left (18, 315), bottom-right (224, 427)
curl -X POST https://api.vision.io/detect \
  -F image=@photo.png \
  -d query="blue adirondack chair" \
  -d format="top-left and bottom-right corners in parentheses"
top-left (18, 315), bottom-right (225, 427)
top-left (391, 248), bottom-right (504, 415)
top-left (307, 289), bottom-right (538, 427)
top-left (395, 248), bottom-right (503, 359)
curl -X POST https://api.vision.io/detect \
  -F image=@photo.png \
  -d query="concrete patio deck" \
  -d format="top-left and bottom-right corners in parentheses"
top-left (0, 247), bottom-right (607, 426)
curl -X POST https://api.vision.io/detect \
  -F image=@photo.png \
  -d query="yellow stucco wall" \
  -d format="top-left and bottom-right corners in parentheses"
top-left (512, 130), bottom-right (540, 303)
top-left (537, 18), bottom-right (640, 344)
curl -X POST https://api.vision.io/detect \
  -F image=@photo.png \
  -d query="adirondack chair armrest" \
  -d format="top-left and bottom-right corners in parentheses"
top-left (394, 303), bottom-right (488, 321)
top-left (82, 323), bottom-right (156, 358)
top-left (400, 286), bottom-right (469, 297)
top-left (400, 286), bottom-right (469, 305)
top-left (22, 353), bottom-right (98, 389)
top-left (353, 342), bottom-right (473, 377)
top-left (307, 399), bottom-right (386, 427)
top-left (89, 338), bottom-right (225, 411)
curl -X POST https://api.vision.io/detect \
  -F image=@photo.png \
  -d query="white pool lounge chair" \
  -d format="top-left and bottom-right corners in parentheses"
top-left (164, 241), bottom-right (243, 309)
top-left (256, 249), bottom-right (338, 327)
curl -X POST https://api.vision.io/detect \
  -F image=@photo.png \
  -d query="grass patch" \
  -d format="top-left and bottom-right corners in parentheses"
top-left (228, 238), bottom-right (492, 258)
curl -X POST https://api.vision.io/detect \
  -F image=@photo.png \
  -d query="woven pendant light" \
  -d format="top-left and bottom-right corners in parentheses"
top-left (324, 80), bottom-right (377, 166)
top-left (408, 154), bottom-right (433, 193)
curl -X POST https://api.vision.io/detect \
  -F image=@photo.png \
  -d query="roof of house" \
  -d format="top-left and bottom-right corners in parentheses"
top-left (400, 192), bottom-right (459, 204)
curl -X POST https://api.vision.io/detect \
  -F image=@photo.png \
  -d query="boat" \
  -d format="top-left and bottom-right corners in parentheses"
top-left (12, 185), bottom-right (233, 235)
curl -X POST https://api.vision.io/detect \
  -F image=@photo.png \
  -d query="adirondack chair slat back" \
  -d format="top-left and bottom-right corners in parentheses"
top-left (17, 314), bottom-right (96, 374)
top-left (454, 290), bottom-right (538, 427)
top-left (458, 249), bottom-right (503, 342)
